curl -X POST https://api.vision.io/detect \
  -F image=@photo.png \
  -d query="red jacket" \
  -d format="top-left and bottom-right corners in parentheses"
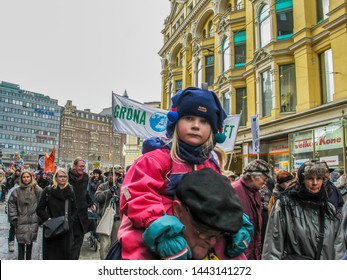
top-left (232, 177), bottom-right (262, 260)
top-left (118, 148), bottom-right (246, 260)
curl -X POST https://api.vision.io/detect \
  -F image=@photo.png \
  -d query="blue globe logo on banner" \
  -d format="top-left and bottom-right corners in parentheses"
top-left (149, 113), bottom-right (167, 132)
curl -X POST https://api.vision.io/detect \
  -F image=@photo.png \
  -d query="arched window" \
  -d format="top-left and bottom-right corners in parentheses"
top-left (222, 37), bottom-right (230, 72)
top-left (259, 4), bottom-right (271, 47)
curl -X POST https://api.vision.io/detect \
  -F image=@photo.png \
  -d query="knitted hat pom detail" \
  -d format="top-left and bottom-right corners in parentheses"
top-left (215, 128), bottom-right (226, 143)
top-left (167, 107), bottom-right (179, 122)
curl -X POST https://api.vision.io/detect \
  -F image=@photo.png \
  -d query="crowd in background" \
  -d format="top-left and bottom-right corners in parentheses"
top-left (0, 87), bottom-right (347, 261)
top-left (1, 150), bottom-right (347, 260)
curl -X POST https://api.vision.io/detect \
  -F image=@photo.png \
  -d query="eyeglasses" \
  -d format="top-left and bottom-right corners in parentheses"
top-left (184, 205), bottom-right (224, 240)
top-left (57, 175), bottom-right (67, 179)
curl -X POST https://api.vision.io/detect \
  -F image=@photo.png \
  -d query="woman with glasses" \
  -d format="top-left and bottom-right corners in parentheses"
top-left (36, 168), bottom-right (77, 259)
top-left (262, 160), bottom-right (346, 259)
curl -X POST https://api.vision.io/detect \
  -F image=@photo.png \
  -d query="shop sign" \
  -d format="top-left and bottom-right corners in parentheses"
top-left (269, 141), bottom-right (288, 153)
top-left (320, 155), bottom-right (339, 167)
top-left (292, 126), bottom-right (342, 153)
top-left (294, 158), bottom-right (310, 169)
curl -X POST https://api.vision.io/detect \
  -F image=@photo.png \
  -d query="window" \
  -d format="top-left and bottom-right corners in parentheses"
top-left (317, 0), bottom-right (329, 22)
top-left (222, 37), bottom-right (230, 72)
top-left (222, 92), bottom-right (231, 115)
top-left (175, 80), bottom-right (182, 92)
top-left (261, 69), bottom-right (272, 117)
top-left (259, 4), bottom-right (271, 47)
top-left (205, 55), bottom-right (214, 86)
top-left (196, 59), bottom-right (202, 87)
top-left (208, 21), bottom-right (214, 38)
top-left (236, 88), bottom-right (247, 126)
top-left (168, 83), bottom-right (173, 108)
top-left (276, 0), bottom-right (293, 40)
top-left (279, 64), bottom-right (296, 112)
top-left (319, 49), bottom-right (334, 104)
top-left (236, 0), bottom-right (243, 10)
top-left (234, 30), bottom-right (246, 67)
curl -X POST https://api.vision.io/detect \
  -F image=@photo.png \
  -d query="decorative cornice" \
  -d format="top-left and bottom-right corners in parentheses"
top-left (323, 14), bottom-right (347, 31)
top-left (288, 37), bottom-right (312, 52)
top-left (251, 48), bottom-right (272, 67)
top-left (159, 0), bottom-right (210, 56)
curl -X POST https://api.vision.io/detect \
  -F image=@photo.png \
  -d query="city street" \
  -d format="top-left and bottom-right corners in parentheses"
top-left (0, 202), bottom-right (100, 260)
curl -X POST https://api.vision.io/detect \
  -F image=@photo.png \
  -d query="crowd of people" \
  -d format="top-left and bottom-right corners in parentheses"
top-left (1, 155), bottom-right (127, 260)
top-left (1, 86), bottom-right (347, 260)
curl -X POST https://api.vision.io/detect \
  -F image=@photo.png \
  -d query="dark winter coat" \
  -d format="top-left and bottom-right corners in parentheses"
top-left (87, 176), bottom-right (103, 210)
top-left (68, 171), bottom-right (94, 235)
top-left (8, 184), bottom-right (42, 244)
top-left (36, 184), bottom-right (77, 259)
top-left (37, 177), bottom-right (51, 189)
top-left (327, 180), bottom-right (344, 212)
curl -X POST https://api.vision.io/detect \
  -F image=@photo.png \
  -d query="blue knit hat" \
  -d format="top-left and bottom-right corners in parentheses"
top-left (166, 87), bottom-right (227, 143)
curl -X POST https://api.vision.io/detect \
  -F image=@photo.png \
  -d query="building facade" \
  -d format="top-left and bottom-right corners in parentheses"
top-left (0, 81), bottom-right (61, 169)
top-left (59, 100), bottom-right (126, 172)
top-left (159, 0), bottom-right (347, 174)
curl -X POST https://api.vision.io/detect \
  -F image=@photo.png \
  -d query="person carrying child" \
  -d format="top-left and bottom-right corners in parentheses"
top-left (118, 86), bottom-right (253, 260)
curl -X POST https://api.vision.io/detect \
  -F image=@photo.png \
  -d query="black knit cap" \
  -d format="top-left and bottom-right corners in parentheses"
top-left (175, 168), bottom-right (243, 234)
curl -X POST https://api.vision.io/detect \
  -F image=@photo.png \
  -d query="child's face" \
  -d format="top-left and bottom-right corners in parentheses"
top-left (176, 115), bottom-right (212, 146)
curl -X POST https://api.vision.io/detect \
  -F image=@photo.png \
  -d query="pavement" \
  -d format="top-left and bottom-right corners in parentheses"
top-left (0, 201), bottom-right (100, 260)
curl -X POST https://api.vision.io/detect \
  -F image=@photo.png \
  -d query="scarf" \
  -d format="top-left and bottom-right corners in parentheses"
top-left (288, 182), bottom-right (327, 207)
top-left (142, 137), bottom-right (213, 164)
top-left (176, 139), bottom-right (213, 164)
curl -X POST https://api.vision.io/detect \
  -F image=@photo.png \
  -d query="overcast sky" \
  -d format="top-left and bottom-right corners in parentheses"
top-left (0, 0), bottom-right (170, 113)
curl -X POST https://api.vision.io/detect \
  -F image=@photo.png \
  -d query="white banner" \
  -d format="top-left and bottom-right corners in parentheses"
top-left (250, 115), bottom-right (260, 154)
top-left (112, 93), bottom-right (240, 152)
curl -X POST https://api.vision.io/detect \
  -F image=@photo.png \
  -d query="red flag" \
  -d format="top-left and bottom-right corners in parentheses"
top-left (44, 147), bottom-right (56, 172)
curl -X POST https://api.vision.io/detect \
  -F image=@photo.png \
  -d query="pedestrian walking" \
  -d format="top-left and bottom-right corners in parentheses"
top-left (95, 167), bottom-right (121, 260)
top-left (0, 169), bottom-right (6, 202)
top-left (267, 170), bottom-right (296, 213)
top-left (262, 160), bottom-right (346, 259)
top-left (232, 159), bottom-right (271, 260)
top-left (7, 170), bottom-right (42, 260)
top-left (68, 157), bottom-right (96, 260)
top-left (36, 168), bottom-right (77, 259)
top-left (5, 181), bottom-right (19, 253)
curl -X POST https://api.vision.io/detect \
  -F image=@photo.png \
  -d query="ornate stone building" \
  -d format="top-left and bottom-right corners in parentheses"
top-left (59, 100), bottom-right (126, 171)
top-left (159, 0), bottom-right (347, 173)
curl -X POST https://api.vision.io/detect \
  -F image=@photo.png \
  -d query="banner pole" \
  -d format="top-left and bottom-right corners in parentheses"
top-left (111, 91), bottom-right (116, 186)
